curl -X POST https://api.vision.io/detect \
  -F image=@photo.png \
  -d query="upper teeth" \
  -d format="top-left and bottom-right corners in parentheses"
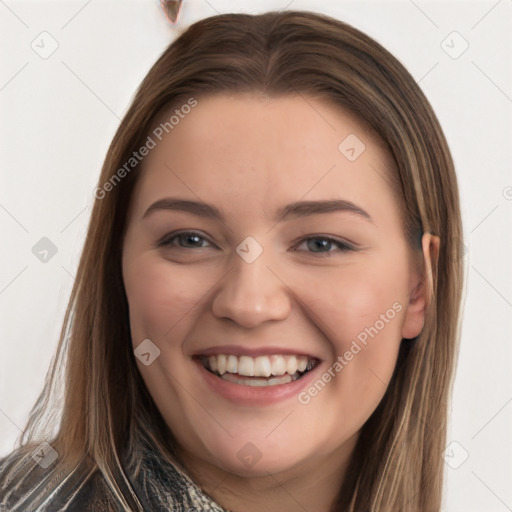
top-left (202, 354), bottom-right (315, 377)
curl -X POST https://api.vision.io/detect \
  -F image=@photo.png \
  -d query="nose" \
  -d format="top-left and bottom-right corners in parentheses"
top-left (211, 248), bottom-right (292, 328)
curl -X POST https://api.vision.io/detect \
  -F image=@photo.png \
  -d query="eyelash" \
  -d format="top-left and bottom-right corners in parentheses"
top-left (157, 230), bottom-right (355, 256)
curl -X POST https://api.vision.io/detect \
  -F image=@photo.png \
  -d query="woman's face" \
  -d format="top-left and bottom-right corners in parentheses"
top-left (122, 93), bottom-right (428, 480)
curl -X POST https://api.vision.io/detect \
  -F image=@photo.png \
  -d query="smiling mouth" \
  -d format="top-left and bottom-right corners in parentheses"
top-left (197, 353), bottom-right (320, 387)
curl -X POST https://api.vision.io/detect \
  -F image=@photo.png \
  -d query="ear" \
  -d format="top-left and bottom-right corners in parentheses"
top-left (401, 233), bottom-right (440, 340)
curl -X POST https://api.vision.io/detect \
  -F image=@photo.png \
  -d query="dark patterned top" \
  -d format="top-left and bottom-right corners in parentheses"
top-left (0, 443), bottom-right (229, 512)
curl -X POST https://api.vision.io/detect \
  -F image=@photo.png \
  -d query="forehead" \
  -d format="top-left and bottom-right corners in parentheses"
top-left (132, 93), bottom-right (398, 218)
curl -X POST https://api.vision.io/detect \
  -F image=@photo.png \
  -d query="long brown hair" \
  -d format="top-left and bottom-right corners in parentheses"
top-left (2, 10), bottom-right (463, 511)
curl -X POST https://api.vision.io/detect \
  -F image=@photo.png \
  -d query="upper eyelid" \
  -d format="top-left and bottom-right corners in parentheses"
top-left (292, 233), bottom-right (353, 246)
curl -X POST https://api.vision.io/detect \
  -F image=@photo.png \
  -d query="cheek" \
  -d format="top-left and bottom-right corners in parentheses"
top-left (291, 259), bottom-right (407, 346)
top-left (122, 254), bottom-right (219, 445)
top-left (291, 260), bottom-right (407, 426)
top-left (123, 255), bottom-right (214, 342)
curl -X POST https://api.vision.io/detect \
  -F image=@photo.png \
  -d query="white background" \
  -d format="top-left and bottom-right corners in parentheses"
top-left (1, 1), bottom-right (511, 510)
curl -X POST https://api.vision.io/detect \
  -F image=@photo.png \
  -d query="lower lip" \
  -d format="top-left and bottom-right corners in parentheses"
top-left (194, 358), bottom-right (322, 406)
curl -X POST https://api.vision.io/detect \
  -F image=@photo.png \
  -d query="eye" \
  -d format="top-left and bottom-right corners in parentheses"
top-left (157, 231), bottom-right (354, 255)
top-left (158, 231), bottom-right (213, 249)
top-left (294, 235), bottom-right (355, 255)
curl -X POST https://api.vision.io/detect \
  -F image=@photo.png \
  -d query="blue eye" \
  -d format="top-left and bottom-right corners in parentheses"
top-left (159, 231), bottom-right (212, 249)
top-left (296, 236), bottom-right (354, 255)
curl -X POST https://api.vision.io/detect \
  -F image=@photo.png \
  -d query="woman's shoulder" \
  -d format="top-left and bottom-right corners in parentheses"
top-left (0, 446), bottom-right (120, 511)
top-left (0, 442), bottom-right (229, 512)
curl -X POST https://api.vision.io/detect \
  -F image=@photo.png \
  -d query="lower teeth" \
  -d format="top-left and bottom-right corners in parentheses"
top-left (222, 374), bottom-right (290, 386)
top-left (216, 370), bottom-right (305, 387)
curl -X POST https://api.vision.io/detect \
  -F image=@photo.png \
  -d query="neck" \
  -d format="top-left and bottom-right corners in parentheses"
top-left (178, 434), bottom-right (358, 512)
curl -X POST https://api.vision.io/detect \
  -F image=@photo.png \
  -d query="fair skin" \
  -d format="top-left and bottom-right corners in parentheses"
top-left (122, 93), bottom-right (438, 512)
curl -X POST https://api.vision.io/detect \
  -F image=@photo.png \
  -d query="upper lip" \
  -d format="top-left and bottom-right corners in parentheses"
top-left (193, 344), bottom-right (322, 360)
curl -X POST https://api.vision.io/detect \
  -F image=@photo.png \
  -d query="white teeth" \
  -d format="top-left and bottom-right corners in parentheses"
top-left (271, 355), bottom-right (287, 376)
top-left (217, 354), bottom-right (227, 375)
top-left (297, 356), bottom-right (308, 372)
top-left (238, 356), bottom-right (255, 376)
top-left (226, 355), bottom-right (238, 374)
top-left (201, 353), bottom-right (317, 379)
top-left (221, 373), bottom-right (293, 386)
top-left (267, 376), bottom-right (292, 385)
top-left (208, 356), bottom-right (217, 372)
top-left (285, 355), bottom-right (298, 375)
top-left (254, 356), bottom-right (272, 377)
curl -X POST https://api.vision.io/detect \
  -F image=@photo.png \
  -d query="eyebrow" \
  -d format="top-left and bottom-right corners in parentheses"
top-left (142, 198), bottom-right (373, 223)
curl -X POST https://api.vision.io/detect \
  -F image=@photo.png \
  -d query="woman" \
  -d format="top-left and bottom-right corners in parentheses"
top-left (0, 10), bottom-right (464, 512)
